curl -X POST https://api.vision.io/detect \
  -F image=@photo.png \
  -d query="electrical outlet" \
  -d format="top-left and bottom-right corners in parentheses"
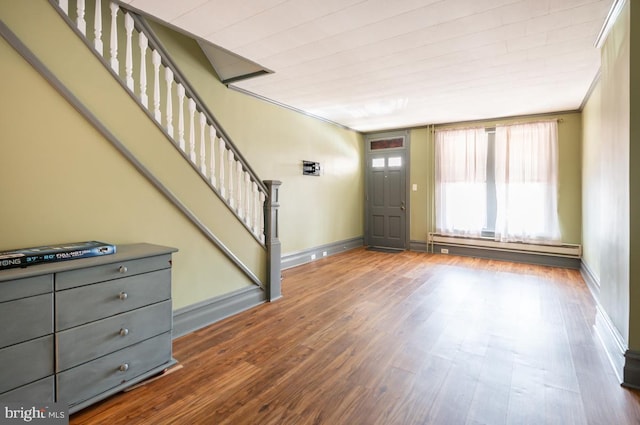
top-left (440, 248), bottom-right (449, 254)
top-left (322, 251), bottom-right (327, 257)
top-left (311, 254), bottom-right (317, 260)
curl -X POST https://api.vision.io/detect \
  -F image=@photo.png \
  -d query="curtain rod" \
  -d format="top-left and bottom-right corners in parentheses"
top-left (435, 118), bottom-right (563, 132)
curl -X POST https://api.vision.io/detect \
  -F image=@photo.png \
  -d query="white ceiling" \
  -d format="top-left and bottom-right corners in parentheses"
top-left (121, 0), bottom-right (613, 132)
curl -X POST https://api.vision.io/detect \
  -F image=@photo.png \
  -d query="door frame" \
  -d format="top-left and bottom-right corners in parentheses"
top-left (364, 130), bottom-right (411, 250)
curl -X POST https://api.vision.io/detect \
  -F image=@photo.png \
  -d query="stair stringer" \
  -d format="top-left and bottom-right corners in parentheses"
top-left (0, 2), bottom-right (267, 301)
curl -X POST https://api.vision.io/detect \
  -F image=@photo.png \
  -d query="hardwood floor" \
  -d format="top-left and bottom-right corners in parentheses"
top-left (70, 249), bottom-right (640, 424)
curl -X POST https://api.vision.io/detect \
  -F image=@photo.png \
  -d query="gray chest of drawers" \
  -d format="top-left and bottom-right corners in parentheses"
top-left (0, 243), bottom-right (177, 413)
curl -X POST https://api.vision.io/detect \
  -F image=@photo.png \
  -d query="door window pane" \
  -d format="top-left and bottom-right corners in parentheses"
top-left (372, 158), bottom-right (385, 168)
top-left (388, 157), bottom-right (402, 167)
top-left (370, 137), bottom-right (404, 150)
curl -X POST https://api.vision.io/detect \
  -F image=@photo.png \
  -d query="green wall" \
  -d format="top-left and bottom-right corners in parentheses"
top-left (581, 79), bottom-right (602, 281)
top-left (409, 127), bottom-right (434, 242)
top-left (629, 0), bottom-right (640, 349)
top-left (408, 113), bottom-right (583, 245)
top-left (600, 1), bottom-right (631, 346)
top-left (581, 0), bottom-right (638, 349)
top-left (147, 22), bottom-right (365, 256)
top-left (0, 34), bottom-right (254, 309)
top-left (0, 0), bottom-right (364, 309)
top-left (0, 0), bottom-right (598, 324)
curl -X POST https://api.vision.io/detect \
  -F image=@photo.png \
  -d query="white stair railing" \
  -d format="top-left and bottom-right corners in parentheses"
top-left (53, 0), bottom-right (267, 244)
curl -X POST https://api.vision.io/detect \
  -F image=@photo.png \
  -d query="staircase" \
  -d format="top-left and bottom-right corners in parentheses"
top-left (56, 0), bottom-right (267, 240)
top-left (16, 0), bottom-right (282, 299)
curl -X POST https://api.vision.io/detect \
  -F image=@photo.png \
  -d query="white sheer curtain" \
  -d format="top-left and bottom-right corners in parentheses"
top-left (494, 121), bottom-right (560, 243)
top-left (435, 127), bottom-right (488, 236)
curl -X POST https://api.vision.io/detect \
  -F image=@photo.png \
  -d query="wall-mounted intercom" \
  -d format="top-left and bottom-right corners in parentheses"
top-left (302, 160), bottom-right (321, 176)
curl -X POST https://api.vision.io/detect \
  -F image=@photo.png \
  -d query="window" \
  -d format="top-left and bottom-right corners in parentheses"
top-left (435, 128), bottom-right (488, 237)
top-left (494, 121), bottom-right (560, 243)
top-left (435, 121), bottom-right (560, 243)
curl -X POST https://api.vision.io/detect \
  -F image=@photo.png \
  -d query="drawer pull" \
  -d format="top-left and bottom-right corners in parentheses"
top-left (118, 265), bottom-right (128, 274)
top-left (118, 363), bottom-right (129, 372)
top-left (118, 292), bottom-right (128, 300)
top-left (119, 328), bottom-right (129, 337)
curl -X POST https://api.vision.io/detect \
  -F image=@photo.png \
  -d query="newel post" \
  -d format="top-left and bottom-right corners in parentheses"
top-left (264, 180), bottom-right (282, 301)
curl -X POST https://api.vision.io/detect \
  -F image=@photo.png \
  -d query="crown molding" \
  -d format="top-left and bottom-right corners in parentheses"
top-left (595, 0), bottom-right (627, 49)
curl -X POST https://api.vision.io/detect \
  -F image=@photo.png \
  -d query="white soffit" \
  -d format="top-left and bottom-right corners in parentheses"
top-left (121, 0), bottom-right (613, 132)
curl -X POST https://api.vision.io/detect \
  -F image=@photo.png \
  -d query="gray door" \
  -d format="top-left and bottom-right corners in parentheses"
top-left (367, 149), bottom-right (407, 250)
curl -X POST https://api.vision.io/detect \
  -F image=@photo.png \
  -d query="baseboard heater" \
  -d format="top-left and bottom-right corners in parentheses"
top-left (427, 233), bottom-right (582, 258)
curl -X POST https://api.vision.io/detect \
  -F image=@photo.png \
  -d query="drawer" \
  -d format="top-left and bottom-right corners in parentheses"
top-left (0, 293), bottom-right (53, 348)
top-left (0, 335), bottom-right (54, 394)
top-left (57, 332), bottom-right (172, 407)
top-left (55, 254), bottom-right (172, 290)
top-left (0, 274), bottom-right (52, 303)
top-left (0, 376), bottom-right (54, 402)
top-left (56, 269), bottom-right (171, 331)
top-left (56, 300), bottom-right (172, 371)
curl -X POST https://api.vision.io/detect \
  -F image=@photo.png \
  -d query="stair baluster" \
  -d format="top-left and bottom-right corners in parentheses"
top-left (236, 161), bottom-right (244, 218)
top-left (93, 0), bottom-right (102, 54)
top-left (188, 99), bottom-right (196, 162)
top-left (138, 32), bottom-right (148, 108)
top-left (244, 172), bottom-right (252, 225)
top-left (152, 50), bottom-right (161, 122)
top-left (108, 3), bottom-right (118, 72)
top-left (228, 150), bottom-right (235, 209)
top-left (177, 83), bottom-right (186, 151)
top-left (199, 112), bottom-right (207, 175)
top-left (76, 0), bottom-right (86, 35)
top-left (219, 139), bottom-right (226, 198)
top-left (258, 190), bottom-right (266, 244)
top-left (124, 13), bottom-right (134, 90)
top-left (209, 126), bottom-right (217, 188)
top-left (165, 68), bottom-right (174, 137)
top-left (54, 0), bottom-right (269, 246)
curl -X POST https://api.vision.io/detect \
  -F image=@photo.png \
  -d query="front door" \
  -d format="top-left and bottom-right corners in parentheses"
top-left (366, 133), bottom-right (408, 250)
